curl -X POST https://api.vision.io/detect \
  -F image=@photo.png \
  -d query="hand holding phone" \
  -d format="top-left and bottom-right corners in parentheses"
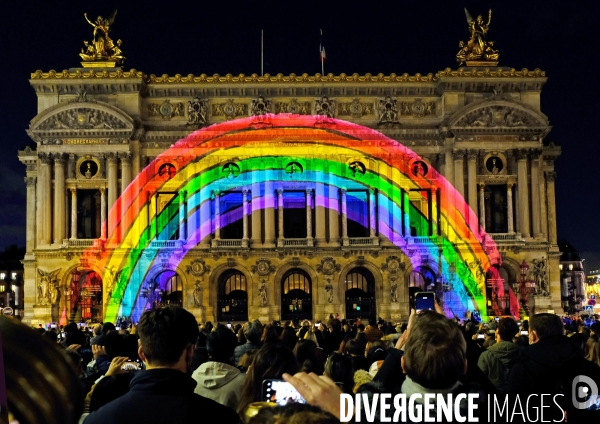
top-left (262, 379), bottom-right (306, 405)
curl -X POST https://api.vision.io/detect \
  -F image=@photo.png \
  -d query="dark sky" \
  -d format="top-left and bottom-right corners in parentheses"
top-left (1, 1), bottom-right (599, 264)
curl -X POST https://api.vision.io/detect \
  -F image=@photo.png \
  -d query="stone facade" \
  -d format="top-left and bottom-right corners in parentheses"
top-left (18, 67), bottom-right (562, 325)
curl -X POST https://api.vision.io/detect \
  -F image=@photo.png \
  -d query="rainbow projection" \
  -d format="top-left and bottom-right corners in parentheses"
top-left (88, 114), bottom-right (509, 323)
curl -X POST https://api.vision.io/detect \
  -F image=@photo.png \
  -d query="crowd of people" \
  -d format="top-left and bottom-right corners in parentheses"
top-left (4, 305), bottom-right (600, 423)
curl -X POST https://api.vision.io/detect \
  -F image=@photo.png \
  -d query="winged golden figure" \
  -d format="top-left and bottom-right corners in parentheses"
top-left (80, 9), bottom-right (125, 66)
top-left (456, 8), bottom-right (499, 66)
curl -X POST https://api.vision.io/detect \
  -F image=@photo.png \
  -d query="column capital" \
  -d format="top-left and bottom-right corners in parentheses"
top-left (530, 149), bottom-right (543, 161)
top-left (339, 188), bottom-right (347, 194)
top-left (478, 183), bottom-right (485, 190)
top-left (507, 182), bottom-right (514, 189)
top-left (452, 150), bottom-right (465, 160)
top-left (276, 188), bottom-right (284, 195)
top-left (53, 153), bottom-right (67, 165)
top-left (544, 171), bottom-right (557, 182)
top-left (305, 188), bottom-right (313, 194)
top-left (431, 186), bottom-right (438, 194)
top-left (24, 177), bottom-right (36, 187)
top-left (38, 152), bottom-right (53, 165)
top-left (106, 152), bottom-right (119, 164)
top-left (515, 148), bottom-right (529, 161)
top-left (466, 149), bottom-right (478, 160)
top-left (99, 187), bottom-right (106, 195)
top-left (69, 188), bottom-right (77, 195)
top-left (213, 190), bottom-right (221, 197)
top-left (119, 152), bottom-right (132, 164)
top-left (242, 188), bottom-right (249, 195)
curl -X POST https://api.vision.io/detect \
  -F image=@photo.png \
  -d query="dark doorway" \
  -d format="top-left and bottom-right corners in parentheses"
top-left (77, 190), bottom-right (101, 239)
top-left (281, 269), bottom-right (312, 320)
top-left (217, 270), bottom-right (248, 322)
top-left (345, 267), bottom-right (376, 320)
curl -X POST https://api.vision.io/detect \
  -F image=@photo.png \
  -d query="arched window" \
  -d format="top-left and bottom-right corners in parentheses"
top-left (282, 270), bottom-right (311, 294)
top-left (221, 271), bottom-right (248, 295)
top-left (345, 269), bottom-right (371, 293)
top-left (345, 267), bottom-right (376, 320)
top-left (409, 266), bottom-right (435, 289)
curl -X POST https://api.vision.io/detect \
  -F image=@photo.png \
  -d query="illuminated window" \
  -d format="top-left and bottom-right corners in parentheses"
top-left (0, 273), bottom-right (4, 280)
top-left (282, 271), bottom-right (311, 294)
top-left (222, 272), bottom-right (247, 295)
top-left (11, 273), bottom-right (16, 280)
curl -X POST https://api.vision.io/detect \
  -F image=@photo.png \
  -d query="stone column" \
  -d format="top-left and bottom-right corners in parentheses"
top-left (506, 183), bottom-right (514, 234)
top-left (467, 150), bottom-right (478, 214)
top-left (306, 189), bottom-right (313, 246)
top-left (120, 153), bottom-right (132, 195)
top-left (545, 172), bottom-right (558, 245)
top-left (479, 183), bottom-right (486, 232)
top-left (530, 151), bottom-right (542, 238)
top-left (453, 150), bottom-right (465, 198)
top-left (53, 155), bottom-right (66, 244)
top-left (107, 153), bottom-right (119, 239)
top-left (340, 189), bottom-right (349, 246)
top-left (402, 189), bottom-right (410, 237)
top-left (213, 191), bottom-right (221, 240)
top-left (178, 191), bottom-right (186, 241)
top-left (315, 183), bottom-right (326, 245)
top-left (70, 189), bottom-right (78, 239)
top-left (25, 177), bottom-right (36, 253)
top-left (35, 174), bottom-right (43, 247)
top-left (539, 176), bottom-right (548, 240)
top-left (264, 182), bottom-right (275, 247)
top-left (251, 185), bottom-right (262, 247)
top-left (100, 188), bottom-right (107, 239)
top-left (328, 180), bottom-right (340, 246)
top-left (67, 154), bottom-right (76, 179)
top-left (39, 154), bottom-right (53, 245)
top-left (437, 153), bottom-right (446, 179)
top-left (369, 188), bottom-right (378, 240)
top-left (242, 189), bottom-right (249, 247)
top-left (277, 188), bottom-right (284, 247)
top-left (516, 149), bottom-right (530, 237)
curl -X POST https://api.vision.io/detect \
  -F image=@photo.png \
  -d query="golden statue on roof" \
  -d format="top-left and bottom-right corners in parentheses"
top-left (79, 10), bottom-right (125, 68)
top-left (456, 8), bottom-right (499, 66)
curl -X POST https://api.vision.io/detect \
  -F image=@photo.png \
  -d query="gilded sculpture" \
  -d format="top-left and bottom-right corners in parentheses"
top-left (37, 268), bottom-right (61, 306)
top-left (80, 10), bottom-right (125, 67)
top-left (456, 9), bottom-right (499, 66)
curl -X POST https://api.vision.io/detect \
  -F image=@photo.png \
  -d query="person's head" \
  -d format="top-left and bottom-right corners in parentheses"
top-left (529, 313), bottom-right (564, 344)
top-left (248, 403), bottom-right (339, 424)
top-left (42, 329), bottom-right (58, 343)
top-left (244, 320), bottom-right (263, 345)
top-left (206, 324), bottom-right (238, 364)
top-left (2, 317), bottom-right (84, 424)
top-left (64, 322), bottom-right (78, 334)
top-left (324, 352), bottom-right (355, 393)
top-left (238, 344), bottom-right (299, 414)
top-left (93, 323), bottom-right (103, 336)
top-left (357, 323), bottom-right (365, 332)
top-left (293, 339), bottom-right (323, 375)
top-left (137, 306), bottom-right (199, 371)
top-left (585, 334), bottom-right (600, 367)
top-left (101, 322), bottom-right (116, 335)
top-left (292, 318), bottom-right (300, 328)
top-left (328, 319), bottom-right (341, 332)
top-left (368, 318), bottom-right (377, 327)
top-left (262, 324), bottom-right (280, 344)
top-left (238, 349), bottom-right (258, 371)
top-left (303, 329), bottom-right (319, 347)
top-left (496, 317), bottom-right (519, 342)
top-left (590, 321), bottom-right (600, 336)
top-left (402, 311), bottom-right (466, 390)
top-left (344, 339), bottom-right (365, 356)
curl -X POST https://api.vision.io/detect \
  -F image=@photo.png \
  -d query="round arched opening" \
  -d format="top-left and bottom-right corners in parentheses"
top-left (217, 270), bottom-right (248, 322)
top-left (67, 269), bottom-right (102, 322)
top-left (281, 269), bottom-right (312, 321)
top-left (344, 267), bottom-right (376, 320)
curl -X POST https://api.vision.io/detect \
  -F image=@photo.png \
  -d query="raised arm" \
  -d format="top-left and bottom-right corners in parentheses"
top-left (487, 9), bottom-right (492, 27)
top-left (84, 13), bottom-right (95, 27)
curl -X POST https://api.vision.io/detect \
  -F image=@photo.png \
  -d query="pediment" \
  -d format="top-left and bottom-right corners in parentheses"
top-left (28, 100), bottom-right (134, 142)
top-left (449, 99), bottom-right (550, 136)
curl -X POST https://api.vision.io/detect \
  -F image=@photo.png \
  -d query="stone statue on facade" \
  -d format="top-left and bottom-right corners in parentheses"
top-left (325, 278), bottom-right (334, 304)
top-left (377, 96), bottom-right (399, 127)
top-left (80, 10), bottom-right (125, 65)
top-left (456, 9), bottom-right (499, 65)
top-left (187, 97), bottom-right (208, 126)
top-left (258, 279), bottom-right (268, 306)
top-left (532, 258), bottom-right (549, 295)
top-left (193, 280), bottom-right (204, 307)
top-left (37, 268), bottom-right (61, 306)
top-left (390, 277), bottom-right (398, 303)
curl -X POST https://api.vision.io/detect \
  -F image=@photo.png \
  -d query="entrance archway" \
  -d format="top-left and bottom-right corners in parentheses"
top-left (139, 270), bottom-right (183, 310)
top-left (408, 266), bottom-right (436, 306)
top-left (281, 269), bottom-right (312, 321)
top-left (68, 269), bottom-right (102, 322)
top-left (344, 267), bottom-right (376, 320)
top-left (217, 270), bottom-right (248, 322)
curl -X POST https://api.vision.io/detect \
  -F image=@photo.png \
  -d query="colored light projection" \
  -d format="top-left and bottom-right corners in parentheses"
top-left (89, 114), bottom-right (511, 322)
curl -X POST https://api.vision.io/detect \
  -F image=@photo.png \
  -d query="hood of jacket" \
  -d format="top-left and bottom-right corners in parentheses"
top-left (192, 361), bottom-right (241, 389)
top-left (484, 340), bottom-right (519, 365)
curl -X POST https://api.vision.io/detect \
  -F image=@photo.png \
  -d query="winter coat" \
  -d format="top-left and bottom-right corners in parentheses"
top-left (477, 340), bottom-right (519, 393)
top-left (192, 361), bottom-right (246, 409)
top-left (234, 342), bottom-right (260, 365)
top-left (83, 368), bottom-right (240, 424)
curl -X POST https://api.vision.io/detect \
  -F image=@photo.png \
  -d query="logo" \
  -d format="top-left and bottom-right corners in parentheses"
top-left (572, 375), bottom-right (599, 409)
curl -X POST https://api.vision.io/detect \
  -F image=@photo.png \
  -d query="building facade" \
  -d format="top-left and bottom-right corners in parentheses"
top-left (20, 7), bottom-right (569, 325)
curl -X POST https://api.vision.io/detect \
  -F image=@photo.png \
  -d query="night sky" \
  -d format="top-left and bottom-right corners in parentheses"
top-left (1, 1), bottom-right (599, 268)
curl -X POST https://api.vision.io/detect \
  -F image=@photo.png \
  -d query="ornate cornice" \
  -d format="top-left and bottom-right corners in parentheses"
top-left (30, 68), bottom-right (545, 83)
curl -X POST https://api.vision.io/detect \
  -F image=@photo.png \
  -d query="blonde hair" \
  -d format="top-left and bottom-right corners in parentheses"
top-left (304, 330), bottom-right (319, 347)
top-left (586, 334), bottom-right (600, 367)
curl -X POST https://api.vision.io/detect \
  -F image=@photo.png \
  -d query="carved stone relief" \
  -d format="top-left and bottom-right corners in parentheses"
top-left (39, 108), bottom-right (127, 130)
top-left (381, 256), bottom-right (405, 274)
top-left (338, 98), bottom-right (373, 118)
top-left (251, 96), bottom-right (272, 116)
top-left (456, 106), bottom-right (543, 127)
top-left (276, 99), bottom-right (311, 115)
top-left (187, 96), bottom-right (208, 125)
top-left (148, 100), bottom-right (185, 119)
top-left (212, 100), bottom-right (248, 119)
top-left (186, 259), bottom-right (211, 277)
top-left (377, 96), bottom-right (400, 127)
top-left (316, 257), bottom-right (341, 275)
top-left (315, 96), bottom-right (335, 118)
top-left (37, 268), bottom-right (61, 306)
top-left (251, 258), bottom-right (276, 276)
top-left (400, 99), bottom-right (436, 117)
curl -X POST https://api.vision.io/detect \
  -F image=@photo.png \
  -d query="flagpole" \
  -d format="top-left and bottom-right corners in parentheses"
top-left (261, 29), bottom-right (264, 76)
top-left (320, 29), bottom-right (324, 75)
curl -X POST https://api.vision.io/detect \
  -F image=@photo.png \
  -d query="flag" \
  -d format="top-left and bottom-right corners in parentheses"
top-left (320, 29), bottom-right (326, 62)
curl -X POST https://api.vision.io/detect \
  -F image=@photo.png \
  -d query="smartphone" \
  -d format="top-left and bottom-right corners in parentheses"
top-left (415, 292), bottom-right (435, 313)
top-left (227, 323), bottom-right (232, 329)
top-left (495, 317), bottom-right (500, 322)
top-left (262, 379), bottom-right (306, 405)
top-left (51, 324), bottom-right (56, 329)
top-left (520, 330), bottom-right (528, 336)
top-left (121, 359), bottom-right (142, 371)
top-left (477, 334), bottom-right (485, 339)
top-left (115, 326), bottom-right (121, 331)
